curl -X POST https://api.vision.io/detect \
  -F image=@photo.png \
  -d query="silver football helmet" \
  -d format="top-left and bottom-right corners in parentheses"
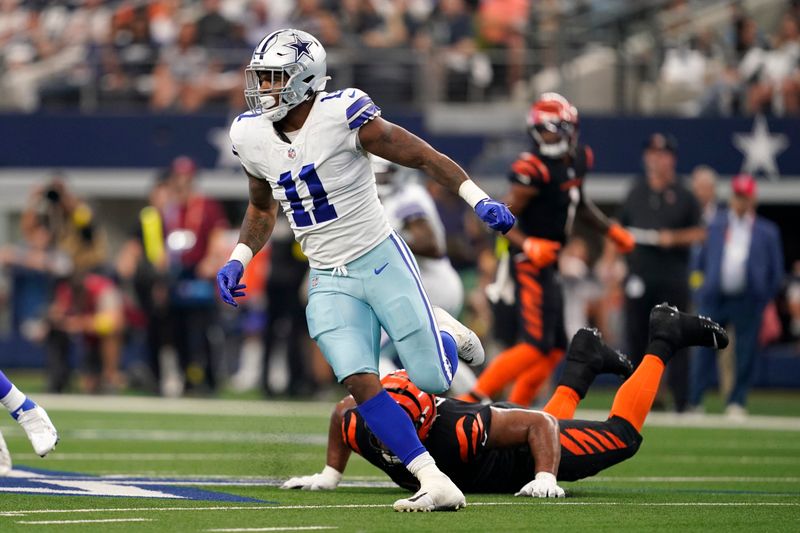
top-left (245, 29), bottom-right (330, 122)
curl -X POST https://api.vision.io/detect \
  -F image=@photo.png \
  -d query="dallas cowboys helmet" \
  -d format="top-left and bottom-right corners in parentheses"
top-left (245, 29), bottom-right (330, 121)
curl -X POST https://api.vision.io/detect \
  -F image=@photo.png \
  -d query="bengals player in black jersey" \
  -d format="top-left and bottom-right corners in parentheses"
top-left (461, 93), bottom-right (636, 407)
top-left (282, 304), bottom-right (727, 500)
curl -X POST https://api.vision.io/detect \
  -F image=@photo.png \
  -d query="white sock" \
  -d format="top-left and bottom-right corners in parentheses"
top-left (406, 452), bottom-right (442, 483)
top-left (0, 386), bottom-right (26, 414)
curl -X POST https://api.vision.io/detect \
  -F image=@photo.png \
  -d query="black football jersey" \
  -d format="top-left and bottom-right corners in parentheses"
top-left (509, 144), bottom-right (593, 245)
top-left (343, 398), bottom-right (508, 493)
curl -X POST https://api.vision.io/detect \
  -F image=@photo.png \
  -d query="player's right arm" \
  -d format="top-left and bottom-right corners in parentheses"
top-left (487, 407), bottom-right (565, 498)
top-left (217, 171), bottom-right (278, 307)
top-left (281, 396), bottom-right (355, 491)
top-left (358, 116), bottom-right (515, 234)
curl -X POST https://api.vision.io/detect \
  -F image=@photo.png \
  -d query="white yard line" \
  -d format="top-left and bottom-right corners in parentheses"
top-left (16, 518), bottom-right (154, 525)
top-left (206, 528), bottom-right (337, 532)
top-left (9, 395), bottom-right (798, 431)
top-left (589, 476), bottom-right (800, 483)
top-left (2, 501), bottom-right (798, 518)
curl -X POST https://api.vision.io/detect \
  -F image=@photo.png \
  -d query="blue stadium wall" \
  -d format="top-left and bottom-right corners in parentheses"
top-left (0, 113), bottom-right (799, 176)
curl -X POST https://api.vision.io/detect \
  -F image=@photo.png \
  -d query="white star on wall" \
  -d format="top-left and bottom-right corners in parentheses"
top-left (208, 125), bottom-right (241, 169)
top-left (732, 115), bottom-right (789, 180)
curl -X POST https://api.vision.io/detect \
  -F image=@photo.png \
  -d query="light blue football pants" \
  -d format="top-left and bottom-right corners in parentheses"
top-left (305, 232), bottom-right (453, 393)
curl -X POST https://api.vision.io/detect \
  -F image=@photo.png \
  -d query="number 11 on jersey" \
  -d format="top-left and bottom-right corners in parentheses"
top-left (277, 163), bottom-right (338, 228)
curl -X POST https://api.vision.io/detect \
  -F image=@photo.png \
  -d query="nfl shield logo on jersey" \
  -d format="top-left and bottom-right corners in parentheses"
top-left (287, 147), bottom-right (297, 159)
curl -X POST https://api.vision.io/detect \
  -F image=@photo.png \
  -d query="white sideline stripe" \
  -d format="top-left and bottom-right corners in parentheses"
top-left (29, 394), bottom-right (334, 418)
top-left (34, 430), bottom-right (328, 446)
top-left (590, 476), bottom-right (800, 483)
top-left (206, 528), bottom-right (337, 532)
top-left (17, 518), bottom-right (154, 525)
top-left (20, 394), bottom-right (800, 431)
top-left (2, 502), bottom-right (798, 517)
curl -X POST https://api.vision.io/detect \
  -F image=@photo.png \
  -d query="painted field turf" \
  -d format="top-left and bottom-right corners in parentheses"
top-left (0, 392), bottom-right (798, 532)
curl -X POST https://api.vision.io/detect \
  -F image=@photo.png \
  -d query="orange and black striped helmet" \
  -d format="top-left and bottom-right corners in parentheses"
top-left (381, 370), bottom-right (438, 440)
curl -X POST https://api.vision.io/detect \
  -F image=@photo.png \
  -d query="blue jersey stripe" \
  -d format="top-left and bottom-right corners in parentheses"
top-left (388, 233), bottom-right (452, 384)
top-left (348, 105), bottom-right (380, 130)
top-left (345, 96), bottom-right (372, 120)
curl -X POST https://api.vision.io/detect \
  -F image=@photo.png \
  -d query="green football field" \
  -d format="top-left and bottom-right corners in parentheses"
top-left (0, 389), bottom-right (798, 532)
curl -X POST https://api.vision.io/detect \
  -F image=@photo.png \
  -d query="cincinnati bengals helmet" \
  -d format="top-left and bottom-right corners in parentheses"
top-left (381, 370), bottom-right (438, 441)
top-left (527, 92), bottom-right (579, 158)
top-left (245, 28), bottom-right (330, 121)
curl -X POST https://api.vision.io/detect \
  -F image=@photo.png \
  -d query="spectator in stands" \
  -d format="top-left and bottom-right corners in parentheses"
top-left (416, 0), bottom-right (490, 101)
top-left (195, 0), bottom-right (232, 48)
top-left (746, 11), bottom-right (800, 115)
top-left (47, 270), bottom-right (126, 394)
top-left (151, 22), bottom-right (208, 111)
top-left (619, 133), bottom-right (705, 412)
top-left (162, 156), bottom-right (229, 393)
top-left (689, 174), bottom-right (784, 419)
top-left (289, 0), bottom-right (341, 47)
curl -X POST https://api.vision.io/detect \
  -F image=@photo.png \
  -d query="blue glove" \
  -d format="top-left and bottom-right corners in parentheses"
top-left (217, 260), bottom-right (246, 307)
top-left (475, 198), bottom-right (515, 234)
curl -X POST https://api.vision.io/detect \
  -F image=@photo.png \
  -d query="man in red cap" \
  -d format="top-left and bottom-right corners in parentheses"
top-left (690, 174), bottom-right (784, 418)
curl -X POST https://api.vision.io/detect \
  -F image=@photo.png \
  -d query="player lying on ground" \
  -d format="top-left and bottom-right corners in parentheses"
top-left (283, 304), bottom-right (728, 498)
top-left (0, 370), bottom-right (59, 475)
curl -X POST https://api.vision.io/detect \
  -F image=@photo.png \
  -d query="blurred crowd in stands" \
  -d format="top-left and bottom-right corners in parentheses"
top-left (0, 153), bottom-right (794, 411)
top-left (1, 0), bottom-right (799, 114)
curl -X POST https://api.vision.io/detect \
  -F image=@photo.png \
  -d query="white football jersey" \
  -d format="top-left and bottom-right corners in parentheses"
top-left (230, 88), bottom-right (392, 269)
top-left (381, 181), bottom-right (464, 315)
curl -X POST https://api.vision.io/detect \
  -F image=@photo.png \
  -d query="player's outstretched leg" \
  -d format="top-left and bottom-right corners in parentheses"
top-left (350, 375), bottom-right (465, 512)
top-left (543, 328), bottom-right (633, 419)
top-left (609, 304), bottom-right (727, 431)
top-left (0, 371), bottom-right (58, 457)
top-left (0, 430), bottom-right (11, 476)
top-left (648, 303), bottom-right (729, 356)
top-left (433, 307), bottom-right (485, 366)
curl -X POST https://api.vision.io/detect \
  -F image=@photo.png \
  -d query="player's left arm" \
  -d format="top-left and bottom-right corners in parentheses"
top-left (575, 148), bottom-right (635, 254)
top-left (281, 396), bottom-right (355, 490)
top-left (487, 407), bottom-right (565, 498)
top-left (359, 117), bottom-right (515, 233)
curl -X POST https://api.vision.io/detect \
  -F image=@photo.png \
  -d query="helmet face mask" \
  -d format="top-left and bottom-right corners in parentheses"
top-left (245, 29), bottom-right (330, 122)
top-left (527, 92), bottom-right (579, 158)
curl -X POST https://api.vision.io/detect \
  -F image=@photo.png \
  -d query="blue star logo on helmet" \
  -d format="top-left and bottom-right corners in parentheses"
top-left (286, 34), bottom-right (314, 62)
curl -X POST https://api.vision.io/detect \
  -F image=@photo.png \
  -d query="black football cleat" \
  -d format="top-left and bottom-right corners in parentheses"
top-left (568, 328), bottom-right (634, 379)
top-left (648, 303), bottom-right (729, 351)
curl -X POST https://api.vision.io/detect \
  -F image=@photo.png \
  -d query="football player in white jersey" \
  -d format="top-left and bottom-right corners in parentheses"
top-left (216, 28), bottom-right (515, 512)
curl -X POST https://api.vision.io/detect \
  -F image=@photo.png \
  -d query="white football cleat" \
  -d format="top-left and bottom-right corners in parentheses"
top-left (433, 307), bottom-right (485, 366)
top-left (0, 430), bottom-right (11, 476)
top-left (17, 405), bottom-right (58, 457)
top-left (393, 473), bottom-right (466, 512)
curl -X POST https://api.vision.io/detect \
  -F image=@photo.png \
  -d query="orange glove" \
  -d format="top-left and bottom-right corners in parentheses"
top-left (522, 237), bottom-right (561, 268)
top-left (607, 223), bottom-right (635, 254)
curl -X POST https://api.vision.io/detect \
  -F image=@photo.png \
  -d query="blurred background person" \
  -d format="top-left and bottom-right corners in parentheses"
top-left (46, 270), bottom-right (125, 394)
top-left (690, 174), bottom-right (784, 419)
top-left (259, 217), bottom-right (314, 398)
top-left (162, 156), bottom-right (229, 394)
top-left (620, 133), bottom-right (706, 413)
top-left (115, 173), bottom-right (172, 394)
